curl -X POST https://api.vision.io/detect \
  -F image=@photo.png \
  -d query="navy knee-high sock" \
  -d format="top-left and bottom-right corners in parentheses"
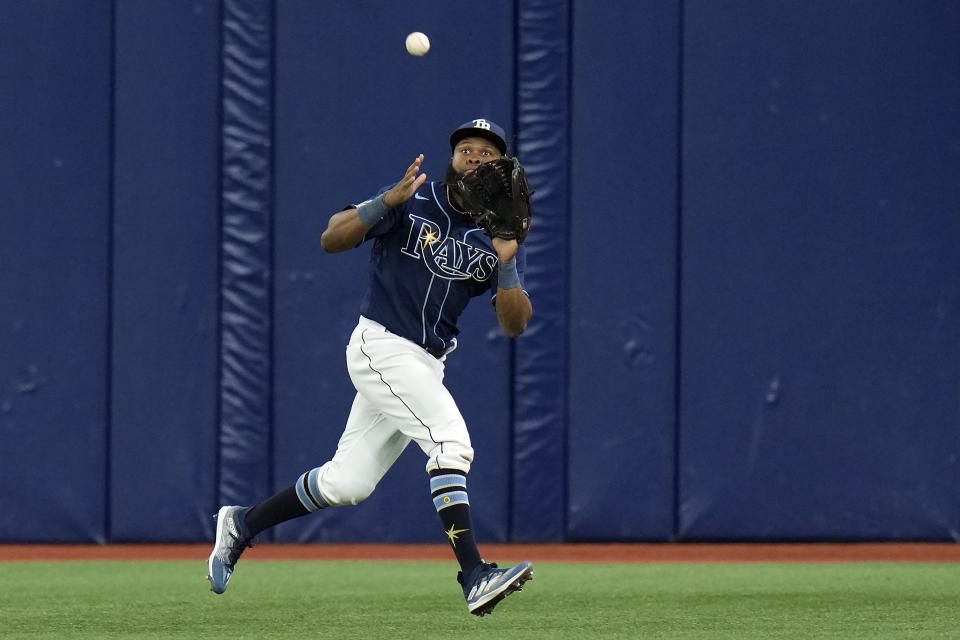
top-left (243, 486), bottom-right (308, 537)
top-left (429, 469), bottom-right (482, 575)
top-left (244, 468), bottom-right (328, 537)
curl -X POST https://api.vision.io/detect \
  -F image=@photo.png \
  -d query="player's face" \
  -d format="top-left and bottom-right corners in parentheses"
top-left (451, 137), bottom-right (502, 176)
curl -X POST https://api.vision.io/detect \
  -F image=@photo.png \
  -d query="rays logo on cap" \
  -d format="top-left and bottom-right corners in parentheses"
top-left (450, 118), bottom-right (507, 155)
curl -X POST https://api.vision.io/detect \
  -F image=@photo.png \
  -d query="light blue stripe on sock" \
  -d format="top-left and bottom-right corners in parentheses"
top-left (433, 490), bottom-right (469, 511)
top-left (295, 471), bottom-right (315, 511)
top-left (296, 468), bottom-right (328, 512)
top-left (306, 468), bottom-right (328, 509)
top-left (430, 473), bottom-right (466, 492)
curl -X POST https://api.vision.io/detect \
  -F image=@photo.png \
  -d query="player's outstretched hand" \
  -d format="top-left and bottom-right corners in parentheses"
top-left (384, 155), bottom-right (427, 208)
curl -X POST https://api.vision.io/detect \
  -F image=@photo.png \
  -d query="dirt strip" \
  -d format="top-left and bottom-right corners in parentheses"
top-left (1, 543), bottom-right (959, 563)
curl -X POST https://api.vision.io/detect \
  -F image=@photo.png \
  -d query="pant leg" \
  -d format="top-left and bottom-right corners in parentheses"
top-left (347, 317), bottom-right (474, 474)
top-left (311, 391), bottom-right (412, 506)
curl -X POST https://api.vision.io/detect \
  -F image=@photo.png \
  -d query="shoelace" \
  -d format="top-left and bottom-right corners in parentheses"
top-left (220, 515), bottom-right (254, 567)
top-left (225, 538), bottom-right (253, 567)
top-left (464, 562), bottom-right (503, 598)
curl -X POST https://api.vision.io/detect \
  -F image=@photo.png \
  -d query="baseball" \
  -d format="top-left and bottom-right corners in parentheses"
top-left (405, 31), bottom-right (430, 56)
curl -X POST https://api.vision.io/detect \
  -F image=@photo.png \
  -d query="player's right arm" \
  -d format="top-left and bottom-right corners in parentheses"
top-left (321, 155), bottom-right (426, 253)
top-left (319, 208), bottom-right (373, 253)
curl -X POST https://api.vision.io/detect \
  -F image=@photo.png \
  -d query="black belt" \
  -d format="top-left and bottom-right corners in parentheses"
top-left (424, 344), bottom-right (445, 359)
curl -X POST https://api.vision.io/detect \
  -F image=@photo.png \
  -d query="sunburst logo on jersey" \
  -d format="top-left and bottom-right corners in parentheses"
top-left (445, 524), bottom-right (469, 548)
top-left (421, 229), bottom-right (440, 250)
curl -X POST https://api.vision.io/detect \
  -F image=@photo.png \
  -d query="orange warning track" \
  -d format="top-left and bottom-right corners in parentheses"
top-left (1, 543), bottom-right (958, 563)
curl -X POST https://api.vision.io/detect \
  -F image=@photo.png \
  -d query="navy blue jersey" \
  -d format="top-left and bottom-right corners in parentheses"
top-left (354, 180), bottom-right (527, 355)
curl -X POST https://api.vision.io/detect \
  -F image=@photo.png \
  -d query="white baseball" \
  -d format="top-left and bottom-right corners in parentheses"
top-left (405, 32), bottom-right (430, 56)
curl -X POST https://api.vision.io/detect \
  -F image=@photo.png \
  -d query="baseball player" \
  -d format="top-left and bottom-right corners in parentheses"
top-left (207, 119), bottom-right (534, 616)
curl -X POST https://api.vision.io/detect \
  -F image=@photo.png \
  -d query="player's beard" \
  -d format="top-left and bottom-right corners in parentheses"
top-left (445, 161), bottom-right (472, 218)
top-left (444, 160), bottom-right (463, 186)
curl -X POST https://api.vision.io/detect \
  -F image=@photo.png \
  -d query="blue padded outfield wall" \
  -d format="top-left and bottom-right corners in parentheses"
top-left (1, 0), bottom-right (957, 543)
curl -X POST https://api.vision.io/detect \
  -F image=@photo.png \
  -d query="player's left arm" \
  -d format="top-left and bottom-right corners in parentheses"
top-left (492, 238), bottom-right (533, 338)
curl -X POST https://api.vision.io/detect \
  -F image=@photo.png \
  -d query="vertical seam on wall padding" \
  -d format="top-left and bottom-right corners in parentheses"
top-left (266, 0), bottom-right (277, 530)
top-left (512, 0), bottom-right (569, 542)
top-left (213, 0), bottom-right (225, 511)
top-left (507, 0), bottom-right (518, 546)
top-left (105, 0), bottom-right (117, 543)
top-left (672, 0), bottom-right (686, 542)
top-left (562, 0), bottom-right (573, 542)
top-left (219, 0), bottom-right (274, 511)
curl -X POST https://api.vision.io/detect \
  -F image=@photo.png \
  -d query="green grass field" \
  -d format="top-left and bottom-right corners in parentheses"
top-left (1, 561), bottom-right (958, 639)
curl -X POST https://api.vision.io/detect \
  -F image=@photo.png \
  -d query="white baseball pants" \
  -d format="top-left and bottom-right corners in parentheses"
top-left (304, 316), bottom-right (474, 508)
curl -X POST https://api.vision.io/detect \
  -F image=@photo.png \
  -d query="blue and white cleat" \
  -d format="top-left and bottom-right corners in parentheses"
top-left (206, 505), bottom-right (253, 594)
top-left (458, 560), bottom-right (533, 616)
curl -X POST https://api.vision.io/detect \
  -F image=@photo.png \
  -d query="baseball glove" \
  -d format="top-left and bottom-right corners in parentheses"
top-left (455, 157), bottom-right (533, 244)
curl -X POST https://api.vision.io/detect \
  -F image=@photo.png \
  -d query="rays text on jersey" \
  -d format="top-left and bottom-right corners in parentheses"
top-left (401, 214), bottom-right (497, 282)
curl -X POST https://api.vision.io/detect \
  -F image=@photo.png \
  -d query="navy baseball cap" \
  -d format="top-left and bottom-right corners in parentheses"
top-left (450, 118), bottom-right (507, 155)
